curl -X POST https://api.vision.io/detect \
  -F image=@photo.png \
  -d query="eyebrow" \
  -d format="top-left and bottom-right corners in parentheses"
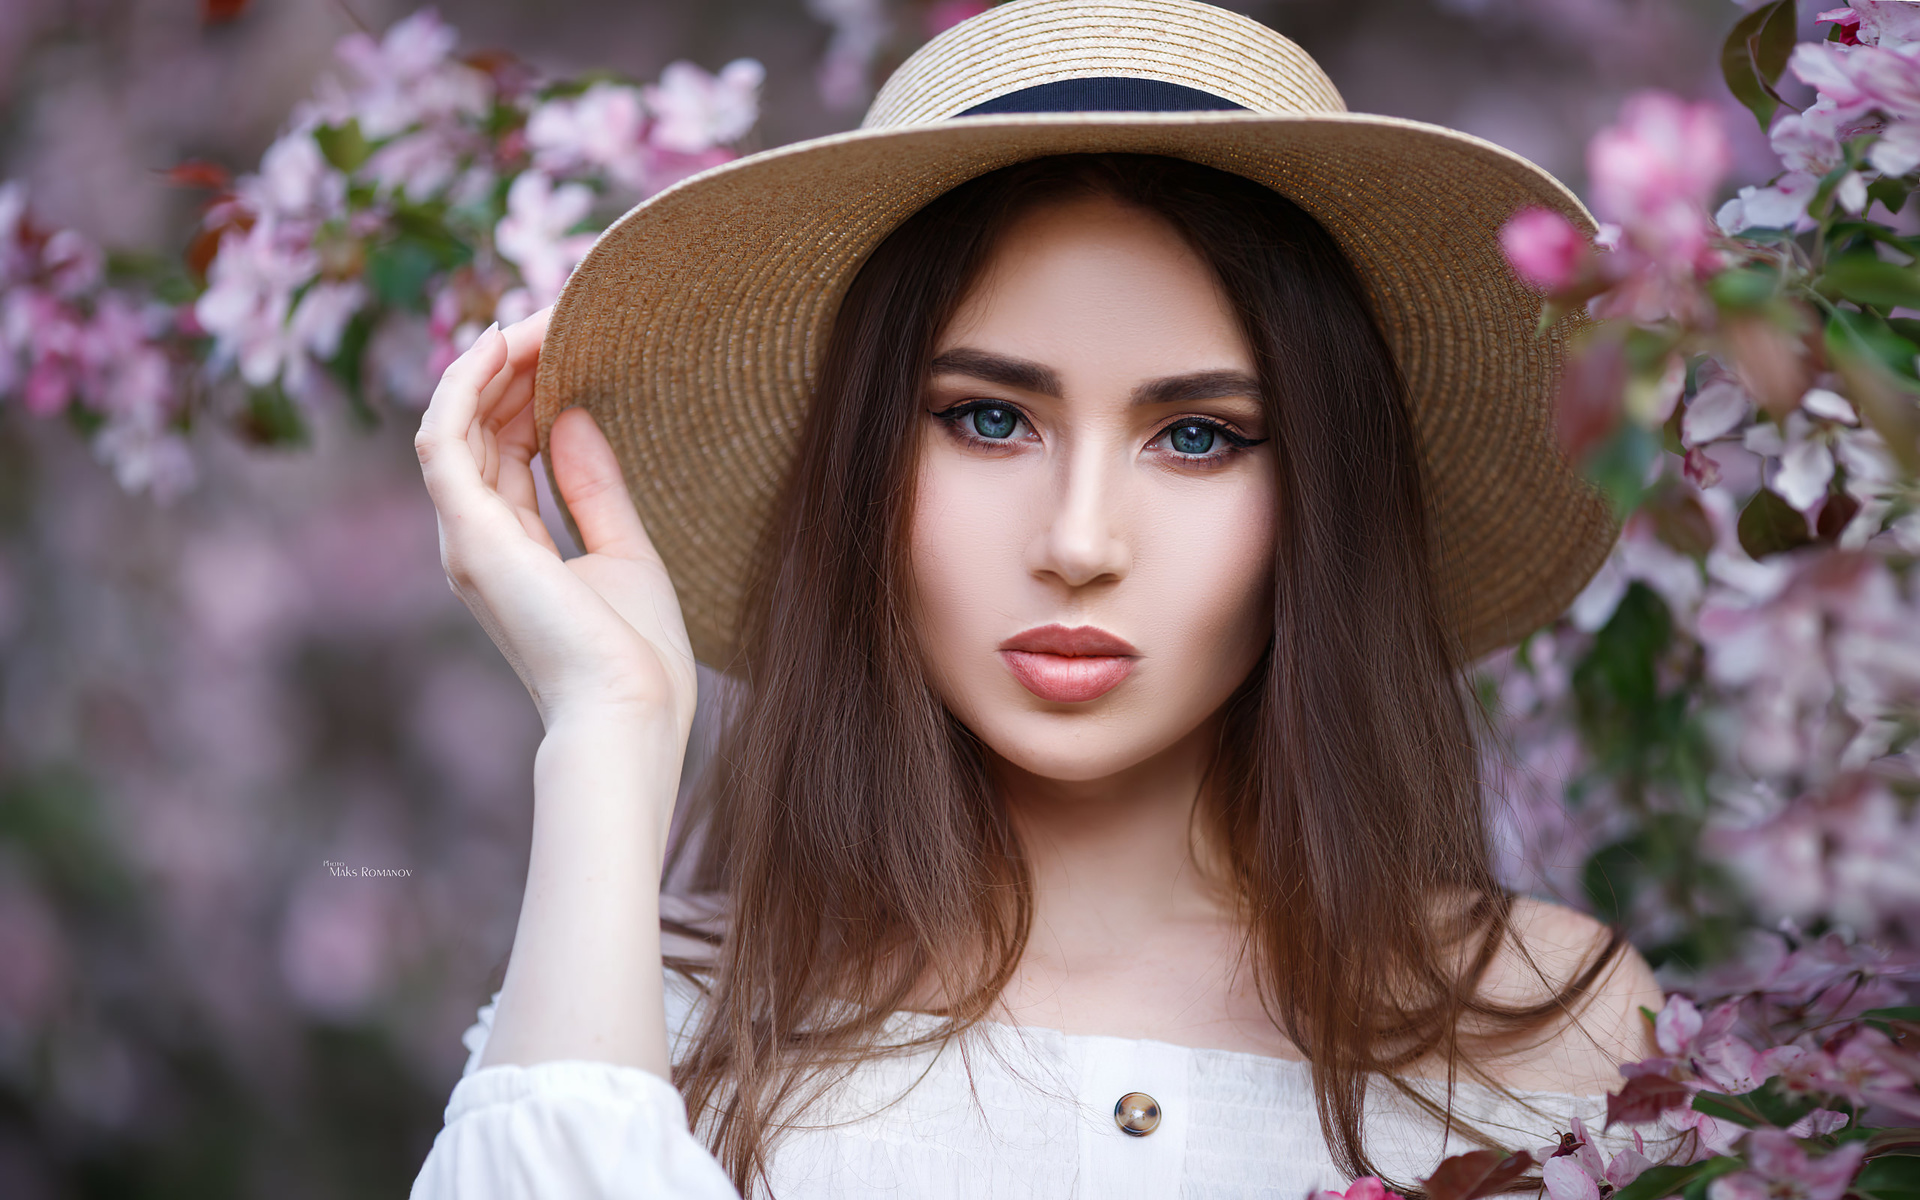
top-left (929, 347), bottom-right (1261, 406)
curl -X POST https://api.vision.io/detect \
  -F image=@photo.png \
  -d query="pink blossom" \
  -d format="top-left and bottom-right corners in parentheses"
top-left (527, 83), bottom-right (650, 190)
top-left (1869, 117), bottom-right (1920, 176)
top-left (330, 8), bottom-right (489, 140)
top-left (1771, 102), bottom-right (1846, 176)
top-left (362, 128), bottom-right (462, 200)
top-left (1586, 91), bottom-right (1730, 271)
top-left (1542, 1158), bottom-right (1599, 1200)
top-left (244, 132), bottom-right (346, 221)
top-left (1790, 40), bottom-right (1920, 126)
top-left (193, 219), bottom-right (318, 388)
top-left (1825, 1026), bottom-right (1920, 1118)
top-left (644, 59), bottom-right (764, 154)
top-left (1654, 994), bottom-right (1703, 1056)
top-left (1568, 513), bottom-right (1703, 632)
top-left (1683, 446), bottom-right (1722, 487)
top-left (1682, 377), bottom-right (1752, 448)
top-left (77, 292), bottom-right (173, 420)
top-left (1784, 1108), bottom-right (1851, 1137)
top-left (284, 280), bottom-right (366, 397)
top-left (1704, 1130), bottom-right (1865, 1200)
top-left (1709, 777), bottom-right (1920, 935)
top-left (3, 287), bottom-right (85, 416)
top-left (1501, 207), bottom-right (1589, 291)
top-left (494, 171), bottom-right (597, 305)
top-left (93, 413), bottom-right (196, 502)
top-left (41, 227), bottom-right (102, 296)
top-left (1819, 7), bottom-right (1864, 45)
top-left (1309, 1176), bottom-right (1404, 1200)
top-left (1716, 171), bottom-right (1819, 234)
top-left (1848, 0), bottom-right (1920, 48)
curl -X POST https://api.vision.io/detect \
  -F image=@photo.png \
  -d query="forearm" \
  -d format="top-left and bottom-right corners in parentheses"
top-left (478, 710), bottom-right (683, 1077)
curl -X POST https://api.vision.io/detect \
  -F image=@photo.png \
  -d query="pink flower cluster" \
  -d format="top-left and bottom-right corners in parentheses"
top-left (1612, 931), bottom-right (1920, 1167)
top-left (1719, 4), bottom-right (1920, 233)
top-left (196, 9), bottom-right (762, 419)
top-left (1502, 91), bottom-right (1732, 324)
top-left (0, 184), bottom-right (193, 499)
top-left (1486, 4), bottom-right (1920, 954)
top-left (2, 8), bottom-right (764, 492)
top-left (1534, 1118), bottom-right (1654, 1200)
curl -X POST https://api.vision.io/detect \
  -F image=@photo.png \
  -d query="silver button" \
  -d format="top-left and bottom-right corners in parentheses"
top-left (1114, 1091), bottom-right (1161, 1136)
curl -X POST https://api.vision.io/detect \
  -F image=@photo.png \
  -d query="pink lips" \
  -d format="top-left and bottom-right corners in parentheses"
top-left (998, 624), bottom-right (1139, 704)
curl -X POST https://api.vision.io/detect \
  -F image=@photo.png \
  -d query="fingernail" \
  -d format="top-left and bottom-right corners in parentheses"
top-left (483, 321), bottom-right (501, 338)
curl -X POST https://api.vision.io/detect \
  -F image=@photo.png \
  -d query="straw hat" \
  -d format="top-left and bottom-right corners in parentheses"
top-left (533, 0), bottom-right (1616, 668)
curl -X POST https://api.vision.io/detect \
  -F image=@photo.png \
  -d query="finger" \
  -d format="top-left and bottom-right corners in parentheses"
top-left (494, 399), bottom-right (543, 518)
top-left (549, 406), bottom-right (660, 563)
top-left (474, 312), bottom-right (547, 443)
top-left (501, 305), bottom-right (552, 373)
top-left (416, 327), bottom-right (509, 506)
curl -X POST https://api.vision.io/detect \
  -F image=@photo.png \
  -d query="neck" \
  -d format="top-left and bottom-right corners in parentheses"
top-left (992, 717), bottom-right (1234, 946)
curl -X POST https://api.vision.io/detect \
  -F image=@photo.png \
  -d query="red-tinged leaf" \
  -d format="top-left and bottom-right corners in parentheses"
top-left (1720, 0), bottom-right (1793, 131)
top-left (1607, 1074), bottom-right (1693, 1128)
top-left (1422, 1150), bottom-right (1537, 1200)
top-left (162, 161), bottom-right (231, 191)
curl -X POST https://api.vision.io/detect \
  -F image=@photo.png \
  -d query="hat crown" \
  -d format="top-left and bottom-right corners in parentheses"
top-left (862, 0), bottom-right (1346, 130)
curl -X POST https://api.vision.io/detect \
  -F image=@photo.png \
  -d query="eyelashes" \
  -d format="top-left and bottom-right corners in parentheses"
top-left (929, 399), bottom-right (1268, 467)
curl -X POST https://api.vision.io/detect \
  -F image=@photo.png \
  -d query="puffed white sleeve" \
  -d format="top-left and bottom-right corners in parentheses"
top-left (409, 980), bottom-right (739, 1200)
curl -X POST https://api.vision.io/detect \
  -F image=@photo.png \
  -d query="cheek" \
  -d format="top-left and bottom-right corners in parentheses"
top-left (907, 439), bottom-right (1030, 685)
top-left (1136, 473), bottom-right (1275, 691)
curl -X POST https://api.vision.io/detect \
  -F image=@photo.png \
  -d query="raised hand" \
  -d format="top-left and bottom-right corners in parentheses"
top-left (416, 307), bottom-right (692, 1077)
top-left (413, 308), bottom-right (697, 738)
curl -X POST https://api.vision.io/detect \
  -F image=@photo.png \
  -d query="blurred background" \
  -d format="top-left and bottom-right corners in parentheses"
top-left (0, 0), bottom-right (1872, 1195)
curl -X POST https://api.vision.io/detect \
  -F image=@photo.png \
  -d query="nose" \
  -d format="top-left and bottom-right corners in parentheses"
top-left (1027, 442), bottom-right (1132, 588)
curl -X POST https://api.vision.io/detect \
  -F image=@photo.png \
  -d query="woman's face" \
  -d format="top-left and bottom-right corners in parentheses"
top-left (911, 193), bottom-right (1277, 784)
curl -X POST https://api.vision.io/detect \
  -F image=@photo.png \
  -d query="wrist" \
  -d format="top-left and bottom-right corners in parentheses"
top-left (533, 708), bottom-right (687, 850)
top-left (539, 702), bottom-right (686, 750)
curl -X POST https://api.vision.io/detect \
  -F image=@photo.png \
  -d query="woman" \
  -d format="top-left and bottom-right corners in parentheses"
top-left (410, 2), bottom-right (1663, 1196)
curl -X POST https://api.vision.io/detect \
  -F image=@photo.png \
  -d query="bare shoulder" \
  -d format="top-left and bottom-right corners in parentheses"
top-left (1467, 896), bottom-right (1663, 1096)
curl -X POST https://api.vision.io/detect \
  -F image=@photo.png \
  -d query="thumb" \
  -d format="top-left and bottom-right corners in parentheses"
top-left (548, 407), bottom-right (658, 562)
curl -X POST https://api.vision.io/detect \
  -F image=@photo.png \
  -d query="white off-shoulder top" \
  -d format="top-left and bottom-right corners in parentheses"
top-left (410, 904), bottom-right (1655, 1199)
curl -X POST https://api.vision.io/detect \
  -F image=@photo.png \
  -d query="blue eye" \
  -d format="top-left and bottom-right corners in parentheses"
top-left (1169, 424), bottom-right (1216, 455)
top-left (971, 407), bottom-right (1018, 439)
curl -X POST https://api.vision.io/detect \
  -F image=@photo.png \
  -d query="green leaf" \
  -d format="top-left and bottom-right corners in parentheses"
top-left (1829, 308), bottom-right (1920, 382)
top-left (313, 120), bottom-right (370, 174)
top-left (364, 232), bottom-right (470, 311)
top-left (1721, 0), bottom-right (1795, 131)
top-left (1692, 1080), bottom-right (1821, 1131)
top-left (327, 310), bottom-right (378, 428)
top-left (1611, 1158), bottom-right (1743, 1200)
top-left (1691, 1092), bottom-right (1762, 1129)
top-left (1738, 487), bottom-right (1812, 559)
top-left (1868, 174), bottom-right (1914, 217)
top-left (1820, 252), bottom-right (1920, 311)
top-left (1827, 308), bottom-right (1920, 472)
top-left (1711, 264), bottom-right (1781, 310)
top-left (1854, 1153), bottom-right (1920, 1200)
top-left (1863, 1007), bottom-right (1920, 1024)
top-left (1585, 421), bottom-right (1662, 518)
top-left (239, 384), bottom-right (309, 447)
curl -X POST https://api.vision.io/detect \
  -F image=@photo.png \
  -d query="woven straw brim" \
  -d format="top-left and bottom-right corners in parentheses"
top-left (535, 110), bottom-right (1617, 669)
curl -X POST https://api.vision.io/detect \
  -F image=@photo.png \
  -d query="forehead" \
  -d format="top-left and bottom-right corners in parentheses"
top-left (937, 192), bottom-right (1251, 376)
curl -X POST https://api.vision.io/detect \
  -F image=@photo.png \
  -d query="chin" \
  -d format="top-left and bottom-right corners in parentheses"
top-left (948, 678), bottom-right (1219, 787)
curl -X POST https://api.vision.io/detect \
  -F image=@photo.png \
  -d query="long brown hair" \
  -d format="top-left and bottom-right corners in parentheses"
top-left (670, 154), bottom-right (1624, 1194)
